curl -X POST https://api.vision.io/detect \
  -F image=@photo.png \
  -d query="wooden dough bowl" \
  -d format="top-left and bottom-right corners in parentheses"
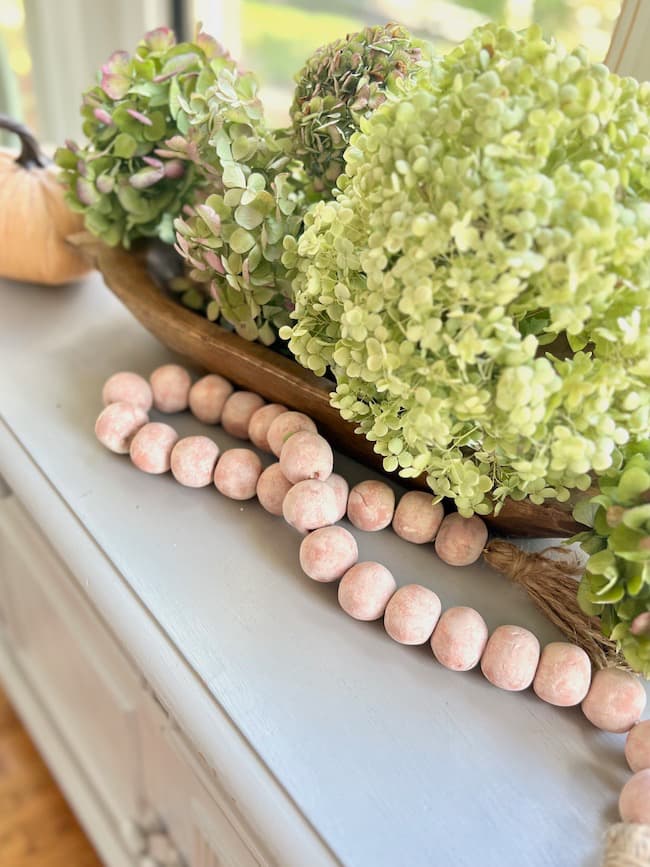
top-left (72, 233), bottom-right (585, 539)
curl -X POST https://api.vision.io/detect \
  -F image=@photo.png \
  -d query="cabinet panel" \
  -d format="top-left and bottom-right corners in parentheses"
top-left (0, 495), bottom-right (142, 828)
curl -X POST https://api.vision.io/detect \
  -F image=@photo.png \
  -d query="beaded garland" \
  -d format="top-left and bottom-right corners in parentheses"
top-left (95, 363), bottom-right (650, 831)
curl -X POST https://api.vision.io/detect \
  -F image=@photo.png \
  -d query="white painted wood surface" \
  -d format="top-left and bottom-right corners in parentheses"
top-left (0, 273), bottom-right (647, 867)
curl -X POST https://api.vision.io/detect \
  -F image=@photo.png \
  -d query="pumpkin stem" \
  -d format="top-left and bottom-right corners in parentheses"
top-left (0, 114), bottom-right (50, 169)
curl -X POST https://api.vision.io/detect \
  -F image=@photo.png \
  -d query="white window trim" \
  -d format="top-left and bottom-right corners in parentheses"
top-left (606, 0), bottom-right (650, 80)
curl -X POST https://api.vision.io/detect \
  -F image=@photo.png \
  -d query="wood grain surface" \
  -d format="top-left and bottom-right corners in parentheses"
top-left (0, 689), bottom-right (102, 867)
top-left (71, 233), bottom-right (584, 539)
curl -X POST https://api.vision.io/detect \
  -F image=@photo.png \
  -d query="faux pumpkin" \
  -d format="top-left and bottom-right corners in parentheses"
top-left (0, 115), bottom-right (90, 285)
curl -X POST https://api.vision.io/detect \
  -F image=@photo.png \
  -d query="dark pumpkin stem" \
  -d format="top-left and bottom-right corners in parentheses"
top-left (0, 114), bottom-right (50, 168)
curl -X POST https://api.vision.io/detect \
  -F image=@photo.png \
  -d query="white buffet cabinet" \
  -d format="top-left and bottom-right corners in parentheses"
top-left (0, 273), bottom-right (647, 867)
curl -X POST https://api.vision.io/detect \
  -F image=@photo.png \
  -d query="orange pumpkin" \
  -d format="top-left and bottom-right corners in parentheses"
top-left (0, 115), bottom-right (91, 285)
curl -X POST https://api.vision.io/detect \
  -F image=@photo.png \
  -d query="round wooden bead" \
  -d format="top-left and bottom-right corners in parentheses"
top-left (480, 625), bottom-right (540, 691)
top-left (347, 480), bottom-right (395, 532)
top-left (129, 422), bottom-right (179, 474)
top-left (213, 448), bottom-right (262, 500)
top-left (392, 491), bottom-right (444, 544)
top-left (95, 402), bottom-right (149, 454)
top-left (619, 769), bottom-right (650, 824)
top-left (299, 526), bottom-right (358, 582)
top-left (434, 513), bottom-right (488, 566)
top-left (532, 642), bottom-right (591, 707)
top-left (431, 606), bottom-right (488, 672)
top-left (149, 364), bottom-right (192, 413)
top-left (581, 668), bottom-right (647, 733)
top-left (256, 463), bottom-right (293, 516)
top-left (384, 584), bottom-right (442, 645)
top-left (626, 721), bottom-right (650, 773)
top-left (102, 371), bottom-right (153, 412)
top-left (267, 411), bottom-right (317, 458)
top-left (279, 431), bottom-right (333, 484)
top-left (338, 562), bottom-right (397, 621)
top-left (170, 436), bottom-right (220, 488)
top-left (221, 392), bottom-right (265, 439)
top-left (188, 374), bottom-right (233, 424)
top-left (248, 404), bottom-right (288, 452)
top-left (282, 479), bottom-right (338, 534)
top-left (326, 473), bottom-right (349, 522)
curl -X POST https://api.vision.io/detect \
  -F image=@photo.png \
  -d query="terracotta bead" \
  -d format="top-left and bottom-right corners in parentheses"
top-left (384, 584), bottom-right (442, 645)
top-left (280, 431), bottom-right (333, 484)
top-left (533, 642), bottom-right (591, 707)
top-left (392, 491), bottom-right (444, 544)
top-left (431, 606), bottom-right (488, 672)
top-left (95, 402), bottom-right (149, 454)
top-left (581, 668), bottom-right (647, 733)
top-left (256, 463), bottom-right (293, 516)
top-left (326, 473), bottom-right (349, 522)
top-left (338, 562), bottom-right (397, 621)
top-left (480, 625), bottom-right (540, 691)
top-left (149, 364), bottom-right (192, 413)
top-left (299, 526), bottom-right (358, 582)
top-left (619, 769), bottom-right (650, 824)
top-left (347, 480), bottom-right (395, 532)
top-left (267, 411), bottom-right (317, 457)
top-left (170, 436), bottom-right (220, 488)
top-left (102, 371), bottom-right (153, 412)
top-left (434, 513), bottom-right (488, 566)
top-left (213, 448), bottom-right (262, 500)
top-left (129, 422), bottom-right (179, 474)
top-left (221, 392), bottom-right (265, 439)
top-left (248, 404), bottom-right (288, 452)
top-left (282, 479), bottom-right (338, 534)
top-left (626, 721), bottom-right (650, 773)
top-left (188, 374), bottom-right (233, 424)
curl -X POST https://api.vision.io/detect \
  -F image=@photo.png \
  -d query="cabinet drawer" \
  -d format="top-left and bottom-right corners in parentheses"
top-left (139, 691), bottom-right (268, 867)
top-left (0, 494), bottom-right (142, 828)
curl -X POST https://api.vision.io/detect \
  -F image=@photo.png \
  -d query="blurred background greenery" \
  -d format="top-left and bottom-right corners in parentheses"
top-left (0, 0), bottom-right (622, 139)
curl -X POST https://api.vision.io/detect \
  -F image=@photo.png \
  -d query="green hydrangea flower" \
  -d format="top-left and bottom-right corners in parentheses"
top-left (171, 52), bottom-right (306, 344)
top-left (290, 22), bottom-right (428, 199)
top-left (282, 24), bottom-right (650, 515)
top-left (572, 442), bottom-right (650, 676)
top-left (55, 27), bottom-right (229, 247)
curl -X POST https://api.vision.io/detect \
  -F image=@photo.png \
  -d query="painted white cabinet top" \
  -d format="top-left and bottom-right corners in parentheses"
top-left (0, 273), bottom-right (644, 867)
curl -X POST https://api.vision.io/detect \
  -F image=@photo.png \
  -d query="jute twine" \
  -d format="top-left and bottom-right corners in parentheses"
top-left (483, 540), bottom-right (626, 670)
top-left (602, 824), bottom-right (650, 866)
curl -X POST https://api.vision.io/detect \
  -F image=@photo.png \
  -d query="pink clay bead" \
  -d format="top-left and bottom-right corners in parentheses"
top-left (102, 371), bottom-right (153, 412)
top-left (392, 491), bottom-right (444, 544)
top-left (434, 513), bottom-right (488, 566)
top-left (280, 431), bottom-right (333, 484)
top-left (256, 463), bottom-right (293, 516)
top-left (188, 374), bottom-right (233, 424)
top-left (282, 479), bottom-right (338, 534)
top-left (129, 422), bottom-right (179, 474)
top-left (267, 411), bottom-right (317, 457)
top-left (384, 584), bottom-right (442, 645)
top-left (221, 392), bottom-right (265, 439)
top-left (213, 448), bottom-right (262, 500)
top-left (326, 473), bottom-right (349, 521)
top-left (150, 364), bottom-right (192, 413)
top-left (347, 480), bottom-right (395, 532)
top-left (619, 770), bottom-right (650, 824)
top-left (338, 562), bottom-right (397, 621)
top-left (431, 606), bottom-right (488, 672)
top-left (581, 668), bottom-right (647, 733)
top-left (533, 642), bottom-right (591, 707)
top-left (626, 721), bottom-right (650, 773)
top-left (299, 526), bottom-right (358, 582)
top-left (248, 404), bottom-right (288, 452)
top-left (170, 436), bottom-right (220, 488)
top-left (481, 625), bottom-right (540, 692)
top-left (95, 402), bottom-right (149, 454)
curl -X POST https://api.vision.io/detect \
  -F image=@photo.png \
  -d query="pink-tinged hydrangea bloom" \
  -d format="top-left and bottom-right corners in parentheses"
top-left (143, 26), bottom-right (176, 52)
top-left (100, 50), bottom-right (131, 99)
